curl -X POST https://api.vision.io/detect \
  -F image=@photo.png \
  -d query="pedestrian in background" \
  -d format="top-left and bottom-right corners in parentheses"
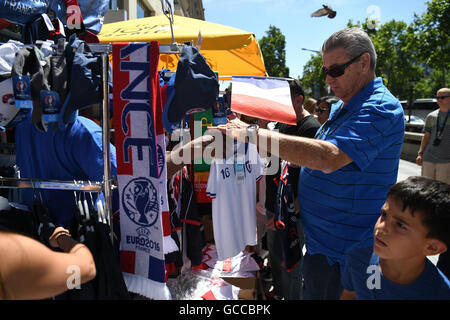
top-left (314, 96), bottom-right (339, 125)
top-left (416, 87), bottom-right (450, 184)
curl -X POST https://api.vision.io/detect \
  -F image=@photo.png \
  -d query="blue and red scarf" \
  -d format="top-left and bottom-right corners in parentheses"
top-left (113, 42), bottom-right (170, 299)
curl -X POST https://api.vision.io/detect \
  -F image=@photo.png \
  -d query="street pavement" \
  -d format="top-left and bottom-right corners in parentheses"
top-left (397, 159), bottom-right (421, 182)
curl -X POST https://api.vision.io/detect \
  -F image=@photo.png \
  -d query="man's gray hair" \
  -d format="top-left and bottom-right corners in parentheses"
top-left (321, 27), bottom-right (377, 70)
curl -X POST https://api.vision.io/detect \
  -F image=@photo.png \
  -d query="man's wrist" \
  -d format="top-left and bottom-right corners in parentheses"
top-left (246, 124), bottom-right (259, 142)
top-left (56, 234), bottom-right (79, 252)
top-left (418, 151), bottom-right (424, 156)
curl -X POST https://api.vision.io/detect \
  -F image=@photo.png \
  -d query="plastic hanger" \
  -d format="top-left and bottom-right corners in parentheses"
top-left (74, 188), bottom-right (85, 220)
top-left (96, 192), bottom-right (106, 225)
top-left (81, 191), bottom-right (90, 221)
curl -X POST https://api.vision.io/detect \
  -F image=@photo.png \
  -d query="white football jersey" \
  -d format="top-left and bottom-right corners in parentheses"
top-left (206, 142), bottom-right (264, 261)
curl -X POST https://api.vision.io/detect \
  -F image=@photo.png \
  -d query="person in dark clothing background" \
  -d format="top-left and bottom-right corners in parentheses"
top-left (314, 96), bottom-right (340, 125)
top-left (264, 79), bottom-right (321, 299)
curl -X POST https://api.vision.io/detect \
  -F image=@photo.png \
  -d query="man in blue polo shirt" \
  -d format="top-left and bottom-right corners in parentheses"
top-left (298, 27), bottom-right (404, 299)
top-left (213, 27), bottom-right (404, 300)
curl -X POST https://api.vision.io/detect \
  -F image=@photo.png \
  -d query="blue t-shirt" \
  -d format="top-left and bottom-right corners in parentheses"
top-left (342, 245), bottom-right (450, 300)
top-left (298, 77), bottom-right (405, 266)
top-left (15, 116), bottom-right (117, 228)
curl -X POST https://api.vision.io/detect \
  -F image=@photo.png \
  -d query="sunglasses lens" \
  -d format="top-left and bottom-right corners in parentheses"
top-left (322, 53), bottom-right (364, 78)
top-left (322, 66), bottom-right (345, 78)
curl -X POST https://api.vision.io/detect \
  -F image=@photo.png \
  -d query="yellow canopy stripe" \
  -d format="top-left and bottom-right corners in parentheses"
top-left (98, 15), bottom-right (267, 80)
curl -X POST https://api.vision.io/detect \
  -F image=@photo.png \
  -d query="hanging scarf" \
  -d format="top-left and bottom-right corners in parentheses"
top-left (113, 42), bottom-right (170, 299)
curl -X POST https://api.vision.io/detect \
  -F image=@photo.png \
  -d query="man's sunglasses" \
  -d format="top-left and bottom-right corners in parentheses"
top-left (315, 107), bottom-right (329, 114)
top-left (436, 95), bottom-right (450, 100)
top-left (322, 52), bottom-right (365, 78)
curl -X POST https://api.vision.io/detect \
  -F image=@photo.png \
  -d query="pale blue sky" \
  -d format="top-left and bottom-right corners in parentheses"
top-left (202, 0), bottom-right (429, 79)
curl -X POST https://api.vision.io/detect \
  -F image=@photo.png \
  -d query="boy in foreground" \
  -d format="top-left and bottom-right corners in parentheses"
top-left (341, 176), bottom-right (450, 299)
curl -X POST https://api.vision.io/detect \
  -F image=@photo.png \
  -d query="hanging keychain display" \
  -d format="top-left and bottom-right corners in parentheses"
top-left (41, 90), bottom-right (60, 123)
top-left (12, 75), bottom-right (33, 110)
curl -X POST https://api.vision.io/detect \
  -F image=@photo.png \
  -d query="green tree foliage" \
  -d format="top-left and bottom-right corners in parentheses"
top-left (259, 25), bottom-right (290, 77)
top-left (300, 0), bottom-right (450, 100)
top-left (413, 0), bottom-right (450, 91)
top-left (300, 53), bottom-right (327, 98)
top-left (348, 19), bottom-right (422, 99)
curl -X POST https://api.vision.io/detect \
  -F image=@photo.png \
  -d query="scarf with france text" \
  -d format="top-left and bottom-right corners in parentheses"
top-left (113, 42), bottom-right (170, 299)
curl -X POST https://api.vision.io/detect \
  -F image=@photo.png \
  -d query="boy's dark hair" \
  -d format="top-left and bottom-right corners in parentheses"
top-left (388, 176), bottom-right (450, 247)
top-left (289, 79), bottom-right (305, 99)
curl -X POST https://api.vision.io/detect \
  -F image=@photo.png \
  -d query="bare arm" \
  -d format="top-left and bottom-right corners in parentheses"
top-left (166, 135), bottom-right (215, 178)
top-left (416, 131), bottom-right (431, 166)
top-left (340, 289), bottom-right (357, 300)
top-left (166, 149), bottom-right (186, 179)
top-left (0, 230), bottom-right (96, 300)
top-left (211, 119), bottom-right (352, 174)
top-left (258, 128), bottom-right (352, 173)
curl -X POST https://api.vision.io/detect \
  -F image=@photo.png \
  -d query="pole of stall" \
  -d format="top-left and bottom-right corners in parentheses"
top-left (101, 53), bottom-right (113, 243)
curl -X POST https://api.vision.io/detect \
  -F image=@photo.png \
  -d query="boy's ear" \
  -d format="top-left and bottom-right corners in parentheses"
top-left (424, 239), bottom-right (447, 256)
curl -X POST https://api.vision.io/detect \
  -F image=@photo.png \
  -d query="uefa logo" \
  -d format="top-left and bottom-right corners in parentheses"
top-left (122, 177), bottom-right (159, 227)
top-left (45, 94), bottom-right (55, 107)
top-left (16, 80), bottom-right (26, 92)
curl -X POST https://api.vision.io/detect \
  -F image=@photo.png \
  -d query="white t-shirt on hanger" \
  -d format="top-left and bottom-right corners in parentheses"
top-left (206, 142), bottom-right (264, 261)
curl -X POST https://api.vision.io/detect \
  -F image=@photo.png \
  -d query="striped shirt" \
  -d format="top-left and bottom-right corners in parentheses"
top-left (298, 77), bottom-right (405, 266)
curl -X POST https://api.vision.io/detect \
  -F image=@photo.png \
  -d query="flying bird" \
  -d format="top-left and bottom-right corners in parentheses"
top-left (311, 4), bottom-right (336, 19)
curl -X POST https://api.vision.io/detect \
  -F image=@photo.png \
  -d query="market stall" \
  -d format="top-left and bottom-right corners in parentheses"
top-left (0, 3), bottom-right (269, 300)
top-left (98, 14), bottom-right (267, 80)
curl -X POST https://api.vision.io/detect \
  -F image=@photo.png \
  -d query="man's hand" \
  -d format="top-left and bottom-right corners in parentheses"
top-left (166, 134), bottom-right (216, 178)
top-left (416, 154), bottom-right (423, 166)
top-left (187, 134), bottom-right (215, 154)
top-left (48, 227), bottom-right (72, 249)
top-left (208, 118), bottom-right (250, 143)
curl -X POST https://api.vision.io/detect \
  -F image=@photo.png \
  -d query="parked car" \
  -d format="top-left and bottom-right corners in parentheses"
top-left (400, 98), bottom-right (437, 120)
top-left (401, 98), bottom-right (437, 133)
top-left (404, 115), bottom-right (425, 125)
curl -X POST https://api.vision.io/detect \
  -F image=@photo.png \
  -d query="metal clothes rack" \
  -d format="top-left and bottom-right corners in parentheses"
top-left (0, 41), bottom-right (184, 240)
top-left (0, 177), bottom-right (103, 192)
top-left (0, 43), bottom-right (115, 235)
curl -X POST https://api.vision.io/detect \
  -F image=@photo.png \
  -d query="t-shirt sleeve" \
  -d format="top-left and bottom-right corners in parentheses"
top-left (71, 120), bottom-right (117, 181)
top-left (299, 118), bottom-right (320, 138)
top-left (327, 105), bottom-right (404, 171)
top-left (424, 113), bottom-right (434, 133)
top-left (256, 157), bottom-right (265, 182)
top-left (206, 160), bottom-right (217, 199)
top-left (248, 143), bottom-right (264, 181)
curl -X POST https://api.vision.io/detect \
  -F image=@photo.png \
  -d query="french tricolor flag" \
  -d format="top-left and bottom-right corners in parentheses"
top-left (231, 76), bottom-right (296, 125)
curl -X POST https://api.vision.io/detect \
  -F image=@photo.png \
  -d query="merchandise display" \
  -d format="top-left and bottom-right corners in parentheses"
top-left (206, 142), bottom-right (265, 261)
top-left (0, 4), bottom-right (271, 301)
